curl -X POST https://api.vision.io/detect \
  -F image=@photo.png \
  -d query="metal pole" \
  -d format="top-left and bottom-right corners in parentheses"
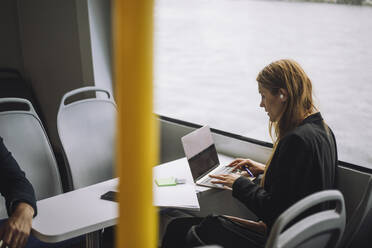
top-left (113, 0), bottom-right (157, 247)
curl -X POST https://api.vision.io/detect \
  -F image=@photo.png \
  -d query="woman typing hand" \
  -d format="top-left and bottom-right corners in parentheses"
top-left (209, 173), bottom-right (241, 188)
top-left (227, 158), bottom-right (265, 177)
top-left (209, 158), bottom-right (264, 187)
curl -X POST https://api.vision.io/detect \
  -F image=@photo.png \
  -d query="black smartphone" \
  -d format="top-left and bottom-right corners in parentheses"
top-left (100, 191), bottom-right (118, 202)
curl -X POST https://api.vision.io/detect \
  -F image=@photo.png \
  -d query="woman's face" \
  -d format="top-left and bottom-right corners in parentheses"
top-left (258, 85), bottom-right (285, 122)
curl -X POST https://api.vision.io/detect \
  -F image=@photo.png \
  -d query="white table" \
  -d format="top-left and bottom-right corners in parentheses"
top-left (32, 178), bottom-right (118, 246)
top-left (31, 154), bottom-right (239, 247)
top-left (31, 157), bottom-right (201, 247)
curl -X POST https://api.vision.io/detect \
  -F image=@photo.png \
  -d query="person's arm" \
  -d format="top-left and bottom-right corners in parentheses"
top-left (222, 215), bottom-right (267, 235)
top-left (231, 134), bottom-right (313, 227)
top-left (0, 138), bottom-right (37, 248)
top-left (227, 158), bottom-right (265, 176)
top-left (0, 138), bottom-right (37, 217)
top-left (0, 202), bottom-right (34, 248)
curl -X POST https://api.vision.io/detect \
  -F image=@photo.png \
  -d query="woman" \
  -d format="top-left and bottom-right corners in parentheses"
top-left (161, 59), bottom-right (338, 248)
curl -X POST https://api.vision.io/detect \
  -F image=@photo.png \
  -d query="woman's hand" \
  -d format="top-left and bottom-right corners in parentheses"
top-left (209, 174), bottom-right (242, 188)
top-left (222, 215), bottom-right (267, 235)
top-left (0, 202), bottom-right (34, 248)
top-left (227, 158), bottom-right (266, 177)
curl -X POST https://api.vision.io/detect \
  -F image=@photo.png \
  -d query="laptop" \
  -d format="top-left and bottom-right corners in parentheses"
top-left (181, 125), bottom-right (236, 189)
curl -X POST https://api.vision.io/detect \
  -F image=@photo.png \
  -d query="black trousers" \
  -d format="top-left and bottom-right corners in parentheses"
top-left (161, 215), bottom-right (266, 248)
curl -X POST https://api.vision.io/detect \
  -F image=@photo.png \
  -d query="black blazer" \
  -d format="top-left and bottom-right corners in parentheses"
top-left (0, 137), bottom-right (37, 217)
top-left (232, 112), bottom-right (337, 228)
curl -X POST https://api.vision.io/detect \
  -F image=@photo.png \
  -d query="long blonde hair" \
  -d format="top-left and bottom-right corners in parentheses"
top-left (257, 59), bottom-right (317, 186)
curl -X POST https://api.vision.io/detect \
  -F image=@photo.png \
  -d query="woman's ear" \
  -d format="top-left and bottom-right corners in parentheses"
top-left (279, 88), bottom-right (288, 102)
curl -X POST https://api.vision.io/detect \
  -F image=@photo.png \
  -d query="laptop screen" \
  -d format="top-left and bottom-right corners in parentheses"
top-left (181, 125), bottom-right (220, 180)
top-left (187, 144), bottom-right (219, 180)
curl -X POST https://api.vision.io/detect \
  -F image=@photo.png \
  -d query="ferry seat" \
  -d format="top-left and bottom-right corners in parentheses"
top-left (193, 190), bottom-right (345, 248)
top-left (0, 68), bottom-right (46, 124)
top-left (339, 176), bottom-right (372, 248)
top-left (264, 190), bottom-right (345, 248)
top-left (0, 98), bottom-right (63, 218)
top-left (57, 86), bottom-right (117, 190)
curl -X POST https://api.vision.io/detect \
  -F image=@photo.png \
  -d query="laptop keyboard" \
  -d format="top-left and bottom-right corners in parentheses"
top-left (199, 166), bottom-right (234, 187)
top-left (215, 166), bottom-right (234, 175)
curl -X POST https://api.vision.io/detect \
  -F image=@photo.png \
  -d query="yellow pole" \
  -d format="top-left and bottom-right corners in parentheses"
top-left (113, 0), bottom-right (157, 247)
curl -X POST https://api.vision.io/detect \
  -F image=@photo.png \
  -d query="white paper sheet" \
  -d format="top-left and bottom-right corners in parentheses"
top-left (153, 158), bottom-right (200, 211)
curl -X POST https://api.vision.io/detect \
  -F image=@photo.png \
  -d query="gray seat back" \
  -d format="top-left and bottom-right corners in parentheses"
top-left (0, 98), bottom-right (62, 218)
top-left (336, 166), bottom-right (370, 223)
top-left (266, 190), bottom-right (346, 248)
top-left (340, 176), bottom-right (372, 248)
top-left (57, 87), bottom-right (117, 189)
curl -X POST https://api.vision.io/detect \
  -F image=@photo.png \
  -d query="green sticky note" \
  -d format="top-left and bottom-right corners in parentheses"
top-left (155, 177), bottom-right (177, 186)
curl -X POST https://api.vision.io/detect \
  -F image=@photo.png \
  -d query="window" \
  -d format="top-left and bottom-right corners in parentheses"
top-left (154, 0), bottom-right (372, 168)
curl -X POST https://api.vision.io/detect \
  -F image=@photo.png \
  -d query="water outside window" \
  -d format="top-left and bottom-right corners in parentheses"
top-left (153, 0), bottom-right (372, 168)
